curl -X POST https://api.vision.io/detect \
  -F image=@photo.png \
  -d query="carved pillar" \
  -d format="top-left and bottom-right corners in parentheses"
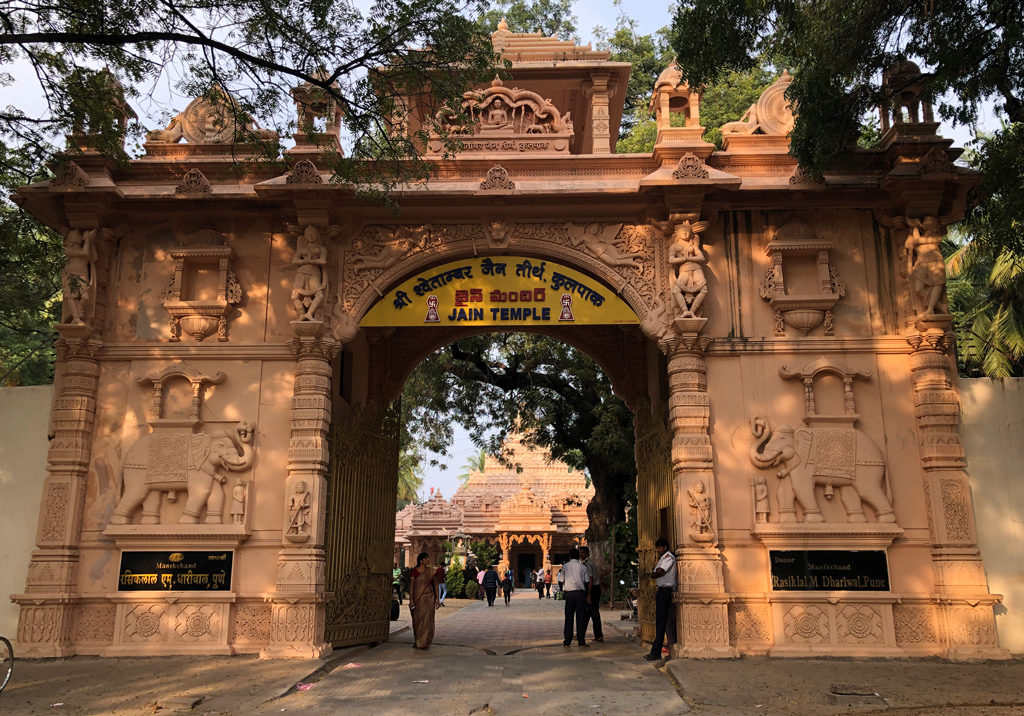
top-left (907, 328), bottom-right (1008, 659)
top-left (261, 327), bottom-right (338, 658)
top-left (660, 330), bottom-right (736, 657)
top-left (14, 216), bottom-right (113, 657)
top-left (13, 334), bottom-right (99, 656)
top-left (588, 72), bottom-right (612, 154)
top-left (540, 533), bottom-right (552, 570)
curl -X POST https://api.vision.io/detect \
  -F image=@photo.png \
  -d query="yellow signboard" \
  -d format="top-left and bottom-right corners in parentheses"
top-left (360, 256), bottom-right (638, 327)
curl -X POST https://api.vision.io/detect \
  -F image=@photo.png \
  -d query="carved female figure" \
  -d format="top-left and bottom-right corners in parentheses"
top-left (61, 228), bottom-right (97, 324)
top-left (904, 216), bottom-right (946, 316)
top-left (288, 224), bottom-right (328, 321)
top-left (667, 220), bottom-right (710, 318)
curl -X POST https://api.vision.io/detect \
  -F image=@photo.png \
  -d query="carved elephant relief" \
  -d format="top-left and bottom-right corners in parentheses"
top-left (749, 417), bottom-right (895, 523)
top-left (109, 421), bottom-right (255, 525)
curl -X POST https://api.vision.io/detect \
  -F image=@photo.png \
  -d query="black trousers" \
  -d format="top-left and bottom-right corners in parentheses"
top-left (485, 586), bottom-right (497, 605)
top-left (563, 589), bottom-right (587, 645)
top-left (503, 589), bottom-right (512, 605)
top-left (584, 584), bottom-right (603, 639)
top-left (545, 583), bottom-right (551, 597)
top-left (649, 586), bottom-right (674, 657)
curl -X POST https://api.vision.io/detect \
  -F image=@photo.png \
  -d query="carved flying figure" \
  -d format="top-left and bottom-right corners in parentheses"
top-left (566, 223), bottom-right (640, 270)
top-left (330, 294), bottom-right (359, 343)
top-left (109, 421), bottom-right (257, 526)
top-left (351, 226), bottom-right (427, 272)
top-left (749, 416), bottom-right (895, 524)
top-left (655, 218), bottom-right (711, 318)
top-left (61, 228), bottom-right (98, 325)
top-left (639, 299), bottom-right (670, 341)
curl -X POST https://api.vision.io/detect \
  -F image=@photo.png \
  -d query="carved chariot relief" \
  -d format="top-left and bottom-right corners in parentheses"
top-left (759, 219), bottom-right (845, 336)
top-left (720, 71), bottom-right (795, 137)
top-left (145, 92), bottom-right (277, 145)
top-left (160, 234), bottom-right (243, 342)
top-left (429, 77), bottom-right (574, 154)
top-left (749, 358), bottom-right (896, 525)
top-left (106, 364), bottom-right (256, 529)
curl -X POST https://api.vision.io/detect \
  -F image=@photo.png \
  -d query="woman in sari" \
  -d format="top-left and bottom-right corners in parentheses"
top-left (409, 552), bottom-right (442, 650)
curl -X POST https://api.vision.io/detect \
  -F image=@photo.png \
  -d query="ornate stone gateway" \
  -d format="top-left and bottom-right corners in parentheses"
top-left (12, 25), bottom-right (1007, 660)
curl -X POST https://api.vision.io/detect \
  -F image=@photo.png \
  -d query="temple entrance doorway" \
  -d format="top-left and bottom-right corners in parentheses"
top-left (320, 248), bottom-right (675, 651)
top-left (516, 552), bottom-right (537, 587)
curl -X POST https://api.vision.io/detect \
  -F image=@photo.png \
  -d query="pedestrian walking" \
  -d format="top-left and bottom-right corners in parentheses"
top-left (409, 552), bottom-right (442, 650)
top-left (544, 569), bottom-right (552, 598)
top-left (477, 566), bottom-right (486, 600)
top-left (579, 546), bottom-right (604, 642)
top-left (482, 564), bottom-right (500, 606)
top-left (645, 537), bottom-right (677, 661)
top-left (437, 560), bottom-right (447, 606)
top-left (501, 573), bottom-right (514, 606)
top-left (560, 547), bottom-right (590, 648)
top-left (535, 567), bottom-right (546, 599)
top-left (392, 562), bottom-right (403, 605)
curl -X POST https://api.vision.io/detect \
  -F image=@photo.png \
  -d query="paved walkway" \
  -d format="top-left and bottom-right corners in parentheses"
top-left (260, 590), bottom-right (683, 715)
top-left (3, 591), bottom-right (1024, 715)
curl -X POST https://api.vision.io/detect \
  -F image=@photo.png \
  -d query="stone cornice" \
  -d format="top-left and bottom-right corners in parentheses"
top-left (96, 343), bottom-right (298, 360)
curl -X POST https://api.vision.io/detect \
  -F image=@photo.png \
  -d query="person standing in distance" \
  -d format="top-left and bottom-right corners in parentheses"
top-left (579, 546), bottom-right (604, 642)
top-left (561, 546), bottom-right (591, 648)
top-left (482, 564), bottom-right (500, 607)
top-left (645, 537), bottom-right (677, 661)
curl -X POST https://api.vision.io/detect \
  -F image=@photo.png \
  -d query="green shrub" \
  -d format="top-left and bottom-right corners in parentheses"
top-left (445, 556), bottom-right (465, 598)
top-left (464, 580), bottom-right (479, 599)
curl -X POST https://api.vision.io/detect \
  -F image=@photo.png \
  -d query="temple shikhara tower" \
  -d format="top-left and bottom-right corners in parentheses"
top-left (10, 20), bottom-right (1008, 660)
top-left (394, 433), bottom-right (593, 579)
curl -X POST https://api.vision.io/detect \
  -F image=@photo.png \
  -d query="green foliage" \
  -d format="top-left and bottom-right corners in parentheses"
top-left (402, 334), bottom-right (635, 545)
top-left (464, 580), bottom-right (479, 599)
top-left (477, 0), bottom-right (578, 40)
top-left (396, 441), bottom-right (425, 509)
top-left (595, 7), bottom-right (770, 151)
top-left (946, 234), bottom-right (1024, 378)
top-left (0, 0), bottom-right (499, 189)
top-left (669, 0), bottom-right (1024, 172)
top-left (594, 4), bottom-right (672, 137)
top-left (0, 149), bottom-right (62, 386)
top-left (457, 448), bottom-right (487, 485)
top-left (469, 539), bottom-right (499, 569)
top-left (699, 67), bottom-right (774, 149)
top-left (960, 124), bottom-right (1024, 256)
top-left (445, 556), bottom-right (466, 597)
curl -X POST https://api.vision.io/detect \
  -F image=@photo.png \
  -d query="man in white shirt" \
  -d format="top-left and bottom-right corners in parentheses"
top-left (560, 546), bottom-right (591, 647)
top-left (645, 537), bottom-right (677, 661)
top-left (579, 546), bottom-right (604, 642)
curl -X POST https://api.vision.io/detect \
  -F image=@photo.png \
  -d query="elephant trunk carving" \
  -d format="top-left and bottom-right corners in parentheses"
top-left (108, 420), bottom-right (256, 526)
top-left (748, 415), bottom-right (896, 525)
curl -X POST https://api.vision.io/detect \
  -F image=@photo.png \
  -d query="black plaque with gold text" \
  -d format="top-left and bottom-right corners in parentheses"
top-left (769, 550), bottom-right (889, 591)
top-left (117, 550), bottom-right (233, 591)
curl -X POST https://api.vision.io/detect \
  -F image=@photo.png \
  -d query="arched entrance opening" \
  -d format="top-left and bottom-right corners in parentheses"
top-left (319, 249), bottom-right (678, 649)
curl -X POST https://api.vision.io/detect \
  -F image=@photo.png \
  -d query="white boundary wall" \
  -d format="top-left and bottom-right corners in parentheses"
top-left (962, 377), bottom-right (1024, 654)
top-left (0, 385), bottom-right (53, 639)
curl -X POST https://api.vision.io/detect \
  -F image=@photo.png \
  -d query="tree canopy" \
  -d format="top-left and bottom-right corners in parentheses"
top-left (670, 0), bottom-right (1024, 255)
top-left (401, 333), bottom-right (635, 545)
top-left (0, 0), bottom-right (497, 177)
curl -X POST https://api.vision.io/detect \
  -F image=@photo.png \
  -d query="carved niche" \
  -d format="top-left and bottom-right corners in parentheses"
top-left (429, 77), bottom-right (574, 155)
top-left (105, 364), bottom-right (256, 530)
top-left (749, 357), bottom-right (896, 525)
top-left (759, 219), bottom-right (845, 336)
top-left (160, 234), bottom-right (243, 342)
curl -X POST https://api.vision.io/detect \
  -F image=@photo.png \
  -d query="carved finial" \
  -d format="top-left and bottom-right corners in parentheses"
top-left (497, 17), bottom-right (509, 31)
top-left (491, 75), bottom-right (504, 88)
